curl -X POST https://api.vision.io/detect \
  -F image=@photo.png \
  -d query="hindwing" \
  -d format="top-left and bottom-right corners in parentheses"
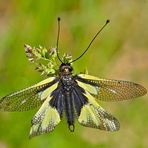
top-left (30, 82), bottom-right (65, 138)
top-left (77, 89), bottom-right (120, 131)
top-left (30, 95), bottom-right (61, 138)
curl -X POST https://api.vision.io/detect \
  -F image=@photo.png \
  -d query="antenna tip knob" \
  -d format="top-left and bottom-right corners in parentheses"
top-left (106, 19), bottom-right (110, 24)
top-left (57, 17), bottom-right (61, 21)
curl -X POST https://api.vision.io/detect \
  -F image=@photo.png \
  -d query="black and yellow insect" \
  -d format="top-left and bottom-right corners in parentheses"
top-left (0, 18), bottom-right (147, 138)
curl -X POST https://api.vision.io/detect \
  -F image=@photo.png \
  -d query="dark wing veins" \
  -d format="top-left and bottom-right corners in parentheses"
top-left (0, 78), bottom-right (59, 111)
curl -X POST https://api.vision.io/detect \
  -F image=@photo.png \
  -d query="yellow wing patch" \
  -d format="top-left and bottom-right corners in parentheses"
top-left (78, 91), bottom-right (120, 131)
top-left (78, 74), bottom-right (100, 80)
top-left (29, 96), bottom-right (60, 138)
top-left (33, 77), bottom-right (55, 87)
top-left (76, 80), bottom-right (98, 96)
top-left (39, 82), bottom-right (58, 101)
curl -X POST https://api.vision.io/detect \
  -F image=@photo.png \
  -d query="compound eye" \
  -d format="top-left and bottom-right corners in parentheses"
top-left (61, 67), bottom-right (65, 72)
top-left (69, 66), bottom-right (73, 72)
top-left (59, 66), bottom-right (64, 72)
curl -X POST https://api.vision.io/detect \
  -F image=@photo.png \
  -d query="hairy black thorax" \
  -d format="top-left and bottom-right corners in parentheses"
top-left (49, 63), bottom-right (88, 131)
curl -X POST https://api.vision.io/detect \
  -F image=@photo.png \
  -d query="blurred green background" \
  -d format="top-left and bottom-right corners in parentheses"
top-left (0, 0), bottom-right (148, 148)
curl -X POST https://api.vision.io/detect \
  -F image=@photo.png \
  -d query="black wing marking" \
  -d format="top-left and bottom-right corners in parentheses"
top-left (76, 74), bottom-right (147, 101)
top-left (0, 77), bottom-right (59, 111)
top-left (72, 85), bottom-right (88, 116)
top-left (50, 83), bottom-right (65, 117)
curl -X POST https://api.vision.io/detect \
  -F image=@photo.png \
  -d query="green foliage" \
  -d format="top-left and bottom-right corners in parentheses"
top-left (24, 44), bottom-right (73, 76)
top-left (0, 0), bottom-right (148, 148)
top-left (24, 44), bottom-right (58, 76)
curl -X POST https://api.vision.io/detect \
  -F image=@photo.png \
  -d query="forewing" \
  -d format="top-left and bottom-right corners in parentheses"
top-left (78, 90), bottom-right (120, 131)
top-left (76, 74), bottom-right (147, 101)
top-left (0, 77), bottom-right (58, 111)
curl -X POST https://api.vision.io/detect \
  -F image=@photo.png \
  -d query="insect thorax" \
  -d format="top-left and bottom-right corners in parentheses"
top-left (59, 63), bottom-right (75, 91)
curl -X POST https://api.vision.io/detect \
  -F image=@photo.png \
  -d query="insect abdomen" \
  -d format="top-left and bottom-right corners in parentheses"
top-left (64, 91), bottom-right (75, 132)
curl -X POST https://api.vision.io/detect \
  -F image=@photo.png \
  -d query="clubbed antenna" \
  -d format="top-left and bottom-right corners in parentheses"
top-left (56, 17), bottom-right (63, 63)
top-left (70, 19), bottom-right (110, 63)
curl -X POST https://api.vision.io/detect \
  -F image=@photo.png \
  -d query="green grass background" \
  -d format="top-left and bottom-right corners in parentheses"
top-left (0, 0), bottom-right (148, 148)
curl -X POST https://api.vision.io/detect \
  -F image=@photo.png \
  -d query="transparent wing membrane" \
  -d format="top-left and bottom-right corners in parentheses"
top-left (0, 77), bottom-right (58, 111)
top-left (76, 74), bottom-right (147, 101)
